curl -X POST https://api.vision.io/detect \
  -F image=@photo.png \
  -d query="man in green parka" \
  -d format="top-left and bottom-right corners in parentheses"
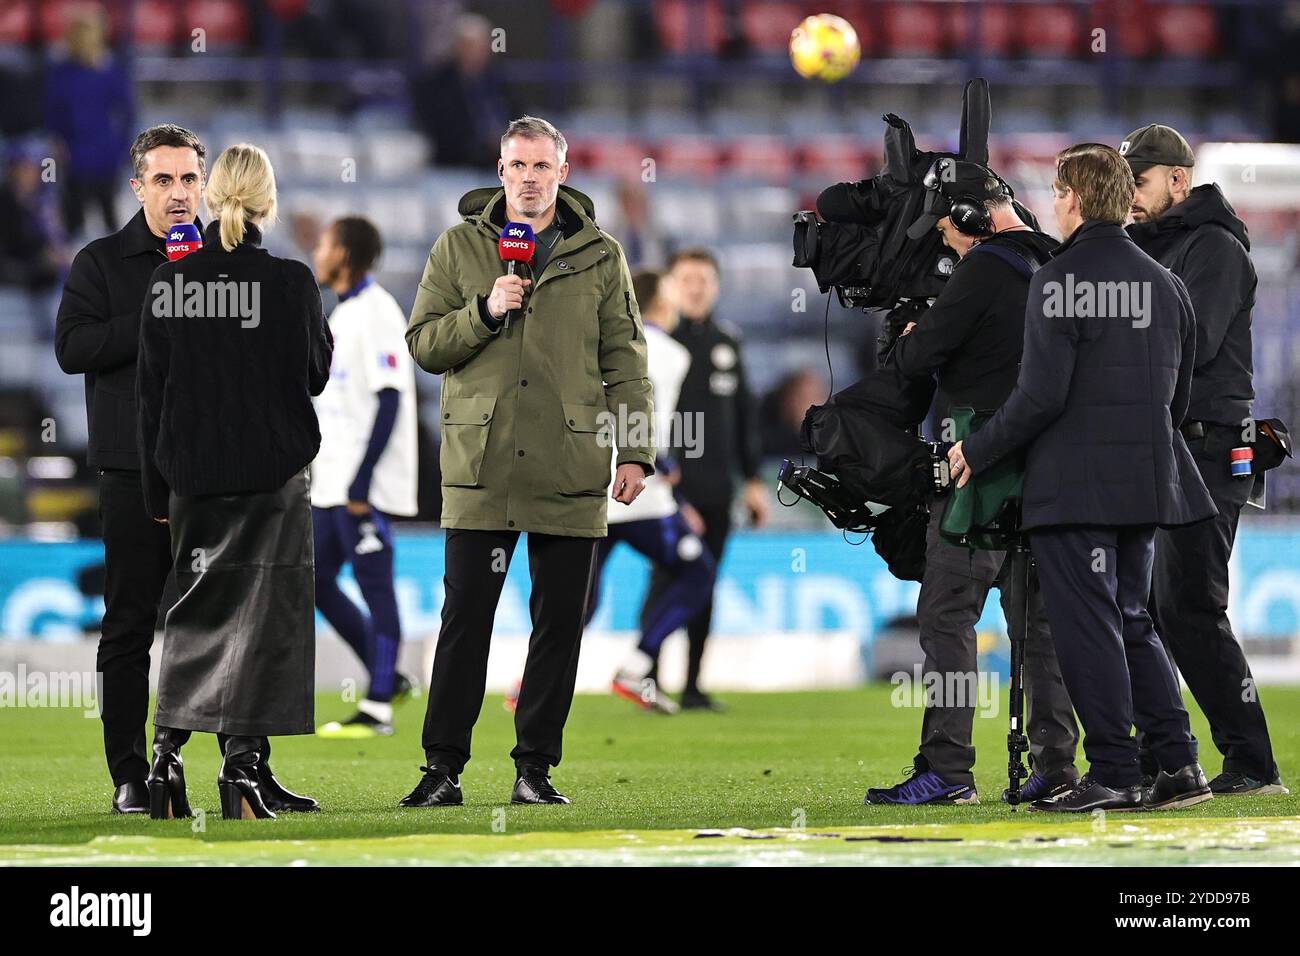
top-left (399, 116), bottom-right (655, 808)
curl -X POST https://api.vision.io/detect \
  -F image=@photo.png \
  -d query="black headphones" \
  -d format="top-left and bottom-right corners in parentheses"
top-left (947, 197), bottom-right (994, 237)
top-left (928, 159), bottom-right (1014, 237)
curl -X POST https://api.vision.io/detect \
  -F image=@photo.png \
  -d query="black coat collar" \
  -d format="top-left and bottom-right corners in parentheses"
top-left (1053, 218), bottom-right (1130, 257)
top-left (202, 219), bottom-right (264, 250)
top-left (118, 208), bottom-right (207, 258)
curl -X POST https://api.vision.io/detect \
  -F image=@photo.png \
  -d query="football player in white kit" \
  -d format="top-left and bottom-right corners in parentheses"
top-left (587, 268), bottom-right (716, 714)
top-left (310, 217), bottom-right (419, 737)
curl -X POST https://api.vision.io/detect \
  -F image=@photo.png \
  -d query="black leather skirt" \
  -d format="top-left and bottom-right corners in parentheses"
top-left (154, 468), bottom-right (315, 736)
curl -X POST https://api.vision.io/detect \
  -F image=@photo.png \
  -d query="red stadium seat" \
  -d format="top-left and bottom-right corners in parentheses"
top-left (132, 0), bottom-right (179, 49)
top-left (740, 1), bottom-right (806, 54)
top-left (567, 137), bottom-right (648, 179)
top-left (949, 2), bottom-right (1015, 58)
top-left (1018, 3), bottom-right (1080, 58)
top-left (653, 0), bottom-right (726, 55)
top-left (652, 135), bottom-right (724, 182)
top-left (796, 138), bottom-right (873, 183)
top-left (727, 135), bottom-right (795, 182)
top-left (880, 2), bottom-right (947, 57)
top-left (1087, 0), bottom-right (1155, 59)
top-left (183, 0), bottom-right (250, 49)
top-left (1152, 3), bottom-right (1217, 58)
top-left (0, 0), bottom-right (33, 45)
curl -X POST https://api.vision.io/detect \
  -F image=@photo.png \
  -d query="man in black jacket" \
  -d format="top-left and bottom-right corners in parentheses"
top-left (866, 160), bottom-right (1077, 805)
top-left (639, 247), bottom-right (769, 711)
top-left (1123, 124), bottom-right (1285, 796)
top-left (54, 124), bottom-right (206, 813)
top-left (948, 143), bottom-right (1217, 813)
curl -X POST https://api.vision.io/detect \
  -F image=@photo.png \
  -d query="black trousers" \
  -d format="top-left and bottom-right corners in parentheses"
top-left (1151, 441), bottom-right (1278, 781)
top-left (97, 468), bottom-right (173, 786)
top-left (1030, 524), bottom-right (1198, 788)
top-left (916, 507), bottom-right (1078, 787)
top-left (421, 528), bottom-right (598, 775)
top-left (641, 498), bottom-right (732, 692)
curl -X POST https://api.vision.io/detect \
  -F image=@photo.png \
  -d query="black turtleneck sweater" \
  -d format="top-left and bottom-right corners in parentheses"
top-left (136, 220), bottom-right (333, 518)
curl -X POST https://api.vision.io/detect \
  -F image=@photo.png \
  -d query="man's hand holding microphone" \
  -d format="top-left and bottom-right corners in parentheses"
top-left (486, 272), bottom-right (532, 323)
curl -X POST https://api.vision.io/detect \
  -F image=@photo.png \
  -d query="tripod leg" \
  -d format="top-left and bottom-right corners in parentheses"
top-left (1006, 543), bottom-right (1031, 808)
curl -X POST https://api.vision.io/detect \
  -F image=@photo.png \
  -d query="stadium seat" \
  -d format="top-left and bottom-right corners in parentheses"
top-left (651, 135), bottom-right (724, 182)
top-left (1152, 3), bottom-right (1218, 58)
top-left (726, 135), bottom-right (795, 183)
top-left (1087, 0), bottom-right (1156, 59)
top-left (131, 0), bottom-right (179, 50)
top-left (879, 2), bottom-right (948, 57)
top-left (796, 138), bottom-right (873, 184)
top-left (182, 0), bottom-right (250, 51)
top-left (1017, 3), bottom-right (1080, 58)
top-left (363, 129), bottom-right (427, 181)
top-left (567, 136), bottom-right (647, 179)
top-left (739, 1), bottom-right (806, 54)
top-left (653, 0), bottom-right (726, 55)
top-left (949, 2), bottom-right (1016, 58)
top-left (0, 0), bottom-right (33, 45)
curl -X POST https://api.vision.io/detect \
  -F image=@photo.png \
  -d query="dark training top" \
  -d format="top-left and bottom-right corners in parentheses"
top-left (1126, 183), bottom-right (1255, 427)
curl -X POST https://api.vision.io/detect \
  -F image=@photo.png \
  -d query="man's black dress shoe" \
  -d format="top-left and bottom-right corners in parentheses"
top-left (1028, 774), bottom-right (1143, 813)
top-left (512, 770), bottom-right (570, 805)
top-left (1144, 763), bottom-right (1214, 810)
top-left (399, 766), bottom-right (463, 807)
top-left (112, 780), bottom-right (149, 814)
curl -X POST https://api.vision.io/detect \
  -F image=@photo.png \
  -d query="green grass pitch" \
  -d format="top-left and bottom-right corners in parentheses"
top-left (2, 686), bottom-right (1298, 865)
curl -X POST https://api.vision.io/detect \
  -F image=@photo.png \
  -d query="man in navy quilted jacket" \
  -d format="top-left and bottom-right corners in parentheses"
top-left (947, 143), bottom-right (1217, 814)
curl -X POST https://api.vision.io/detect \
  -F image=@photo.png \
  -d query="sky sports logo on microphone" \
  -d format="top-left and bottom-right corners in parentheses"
top-left (165, 223), bottom-right (203, 262)
top-left (499, 222), bottom-right (536, 263)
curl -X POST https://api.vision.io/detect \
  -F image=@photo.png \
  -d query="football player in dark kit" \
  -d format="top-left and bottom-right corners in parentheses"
top-left (866, 159), bottom-right (1078, 805)
top-left (1123, 124), bottom-right (1287, 797)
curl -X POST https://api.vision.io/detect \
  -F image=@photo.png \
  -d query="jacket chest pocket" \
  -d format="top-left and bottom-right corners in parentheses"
top-left (558, 401), bottom-right (612, 496)
top-left (440, 396), bottom-right (496, 487)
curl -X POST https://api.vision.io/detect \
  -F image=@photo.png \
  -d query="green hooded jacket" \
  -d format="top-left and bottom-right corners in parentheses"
top-left (407, 184), bottom-right (654, 538)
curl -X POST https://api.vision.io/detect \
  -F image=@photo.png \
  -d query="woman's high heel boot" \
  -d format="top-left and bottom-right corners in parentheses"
top-left (217, 735), bottom-right (276, 820)
top-left (146, 726), bottom-right (193, 820)
top-left (256, 737), bottom-right (319, 813)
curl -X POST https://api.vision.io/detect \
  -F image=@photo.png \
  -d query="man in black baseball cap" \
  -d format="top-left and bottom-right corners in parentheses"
top-left (1121, 124), bottom-right (1197, 221)
top-left (1122, 124), bottom-right (1287, 798)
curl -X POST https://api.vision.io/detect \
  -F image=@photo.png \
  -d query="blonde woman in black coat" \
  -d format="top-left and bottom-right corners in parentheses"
top-left (137, 143), bottom-right (333, 819)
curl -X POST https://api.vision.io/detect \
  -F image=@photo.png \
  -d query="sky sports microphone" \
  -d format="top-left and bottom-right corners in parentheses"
top-left (498, 221), bottom-right (536, 329)
top-left (165, 223), bottom-right (202, 261)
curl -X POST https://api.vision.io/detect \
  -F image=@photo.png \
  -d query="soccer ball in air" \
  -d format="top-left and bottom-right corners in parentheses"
top-left (789, 13), bottom-right (861, 83)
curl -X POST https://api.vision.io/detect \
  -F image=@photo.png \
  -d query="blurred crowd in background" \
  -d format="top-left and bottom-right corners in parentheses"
top-left (1, 0), bottom-right (1298, 537)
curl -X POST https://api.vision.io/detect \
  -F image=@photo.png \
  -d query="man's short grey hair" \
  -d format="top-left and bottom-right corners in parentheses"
top-left (130, 124), bottom-right (206, 180)
top-left (501, 115), bottom-right (568, 164)
top-left (981, 176), bottom-right (1013, 210)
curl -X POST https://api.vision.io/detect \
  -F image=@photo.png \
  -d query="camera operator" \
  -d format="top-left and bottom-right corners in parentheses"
top-left (865, 159), bottom-right (1078, 806)
top-left (1122, 125), bottom-right (1286, 797)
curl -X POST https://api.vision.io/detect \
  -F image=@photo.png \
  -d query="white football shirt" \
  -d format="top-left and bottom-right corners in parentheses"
top-left (311, 280), bottom-right (419, 516)
top-left (609, 323), bottom-right (691, 524)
